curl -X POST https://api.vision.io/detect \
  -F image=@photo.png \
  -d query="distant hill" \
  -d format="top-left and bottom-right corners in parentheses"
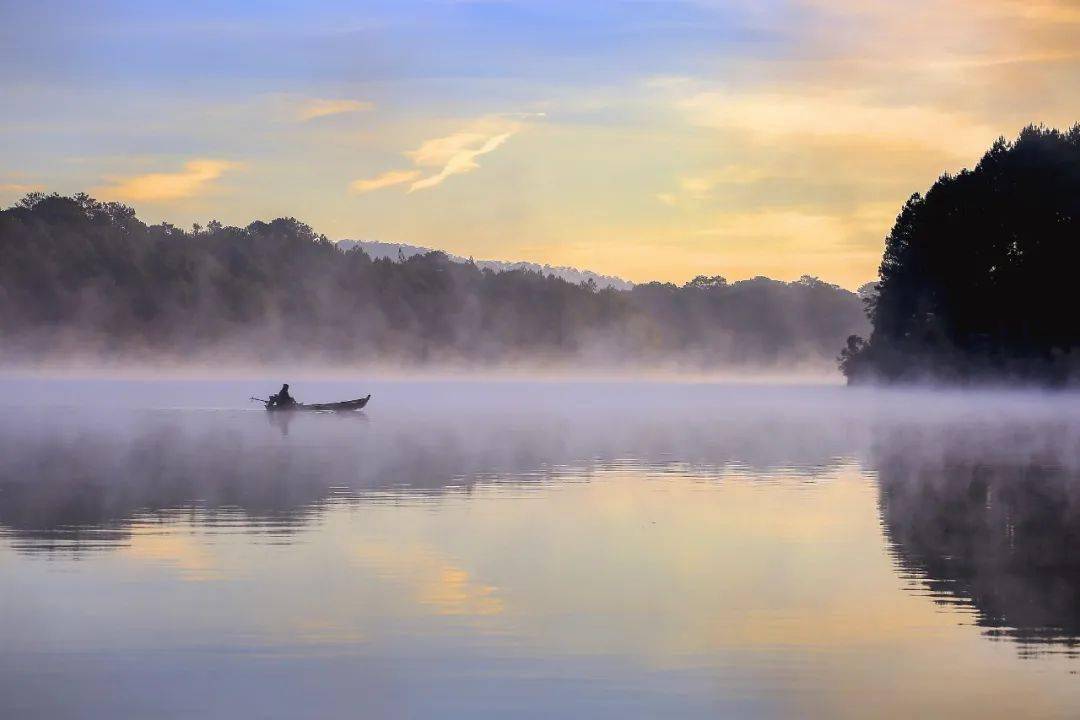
top-left (337, 239), bottom-right (634, 291)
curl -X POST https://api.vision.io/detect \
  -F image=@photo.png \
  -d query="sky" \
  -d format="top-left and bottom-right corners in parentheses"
top-left (1, 0), bottom-right (1078, 289)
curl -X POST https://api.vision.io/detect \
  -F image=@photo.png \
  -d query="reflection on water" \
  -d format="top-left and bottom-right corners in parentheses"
top-left (878, 422), bottom-right (1080, 656)
top-left (4, 379), bottom-right (1080, 719)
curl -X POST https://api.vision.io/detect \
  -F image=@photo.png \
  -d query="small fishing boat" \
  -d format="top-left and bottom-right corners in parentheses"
top-left (253, 395), bottom-right (371, 412)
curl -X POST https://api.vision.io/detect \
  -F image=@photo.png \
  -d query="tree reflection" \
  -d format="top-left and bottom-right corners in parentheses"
top-left (877, 422), bottom-right (1080, 656)
top-left (0, 404), bottom-right (860, 557)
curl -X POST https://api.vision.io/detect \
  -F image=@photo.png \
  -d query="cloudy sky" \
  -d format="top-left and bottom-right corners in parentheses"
top-left (2, 0), bottom-right (1078, 288)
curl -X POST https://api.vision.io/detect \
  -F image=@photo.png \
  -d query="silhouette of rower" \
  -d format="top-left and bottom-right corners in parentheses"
top-left (269, 383), bottom-right (296, 408)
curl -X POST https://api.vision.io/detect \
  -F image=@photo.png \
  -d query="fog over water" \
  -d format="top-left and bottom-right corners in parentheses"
top-left (4, 377), bottom-right (1080, 718)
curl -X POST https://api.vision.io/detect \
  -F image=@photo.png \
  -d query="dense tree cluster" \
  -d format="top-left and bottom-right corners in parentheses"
top-left (0, 193), bottom-right (865, 368)
top-left (842, 125), bottom-right (1080, 384)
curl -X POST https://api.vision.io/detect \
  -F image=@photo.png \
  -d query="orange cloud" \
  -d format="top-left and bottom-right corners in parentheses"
top-left (296, 98), bottom-right (373, 122)
top-left (407, 130), bottom-right (516, 192)
top-left (657, 167), bottom-right (777, 207)
top-left (349, 116), bottom-right (525, 195)
top-left (0, 182), bottom-right (44, 194)
top-left (96, 159), bottom-right (241, 201)
top-left (680, 90), bottom-right (997, 158)
top-left (349, 169), bottom-right (422, 194)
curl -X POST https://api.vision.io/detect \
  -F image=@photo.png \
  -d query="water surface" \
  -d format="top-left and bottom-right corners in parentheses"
top-left (3, 379), bottom-right (1080, 718)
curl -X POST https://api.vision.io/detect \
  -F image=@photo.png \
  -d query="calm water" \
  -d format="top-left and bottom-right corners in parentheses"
top-left (4, 378), bottom-right (1080, 718)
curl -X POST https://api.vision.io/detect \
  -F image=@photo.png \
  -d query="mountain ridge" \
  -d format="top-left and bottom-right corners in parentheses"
top-left (337, 239), bottom-right (634, 290)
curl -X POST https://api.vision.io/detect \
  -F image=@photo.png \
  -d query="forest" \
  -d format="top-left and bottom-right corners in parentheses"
top-left (842, 125), bottom-right (1080, 385)
top-left (0, 193), bottom-right (865, 369)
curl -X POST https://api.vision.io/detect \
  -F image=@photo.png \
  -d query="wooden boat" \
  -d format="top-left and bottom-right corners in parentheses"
top-left (261, 395), bottom-right (371, 412)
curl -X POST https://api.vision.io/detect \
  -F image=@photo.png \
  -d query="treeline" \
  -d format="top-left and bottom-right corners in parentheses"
top-left (0, 193), bottom-right (866, 368)
top-left (842, 124), bottom-right (1080, 384)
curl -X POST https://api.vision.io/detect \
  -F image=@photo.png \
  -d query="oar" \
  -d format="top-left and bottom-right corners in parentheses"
top-left (250, 397), bottom-right (270, 404)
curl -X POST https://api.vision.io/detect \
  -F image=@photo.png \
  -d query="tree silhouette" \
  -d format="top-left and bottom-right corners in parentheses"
top-left (0, 193), bottom-right (867, 367)
top-left (842, 124), bottom-right (1080, 384)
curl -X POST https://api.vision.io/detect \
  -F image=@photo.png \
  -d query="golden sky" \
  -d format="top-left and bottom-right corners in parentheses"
top-left (2, 0), bottom-right (1078, 288)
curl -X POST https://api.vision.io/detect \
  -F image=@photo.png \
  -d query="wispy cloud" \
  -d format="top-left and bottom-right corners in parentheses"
top-left (349, 116), bottom-right (527, 195)
top-left (679, 89), bottom-right (997, 158)
top-left (660, 167), bottom-right (777, 206)
top-left (0, 182), bottom-right (44, 194)
top-left (694, 209), bottom-right (851, 243)
top-left (96, 159), bottom-right (240, 202)
top-left (349, 169), bottom-right (421, 194)
top-left (406, 130), bottom-right (516, 192)
top-left (967, 0), bottom-right (1080, 23)
top-left (296, 98), bottom-right (373, 122)
top-left (693, 202), bottom-right (898, 252)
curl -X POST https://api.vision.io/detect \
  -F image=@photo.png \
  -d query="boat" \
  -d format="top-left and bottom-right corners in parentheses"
top-left (257, 395), bottom-right (371, 412)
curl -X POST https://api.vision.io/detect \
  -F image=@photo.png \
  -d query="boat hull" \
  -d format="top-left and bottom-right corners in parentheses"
top-left (266, 395), bottom-right (370, 412)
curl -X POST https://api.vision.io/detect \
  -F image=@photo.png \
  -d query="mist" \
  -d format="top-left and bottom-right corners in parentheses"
top-left (0, 193), bottom-right (867, 378)
top-left (6, 378), bottom-right (1080, 546)
top-left (8, 378), bottom-right (1080, 718)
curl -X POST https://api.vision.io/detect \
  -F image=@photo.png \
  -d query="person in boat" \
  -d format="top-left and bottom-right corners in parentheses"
top-left (269, 383), bottom-right (296, 408)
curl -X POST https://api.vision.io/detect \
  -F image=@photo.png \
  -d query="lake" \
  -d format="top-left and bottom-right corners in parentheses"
top-left (3, 378), bottom-right (1080, 719)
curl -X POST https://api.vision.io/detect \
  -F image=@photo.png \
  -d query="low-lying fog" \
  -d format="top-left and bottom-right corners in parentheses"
top-left (4, 376), bottom-right (1080, 719)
